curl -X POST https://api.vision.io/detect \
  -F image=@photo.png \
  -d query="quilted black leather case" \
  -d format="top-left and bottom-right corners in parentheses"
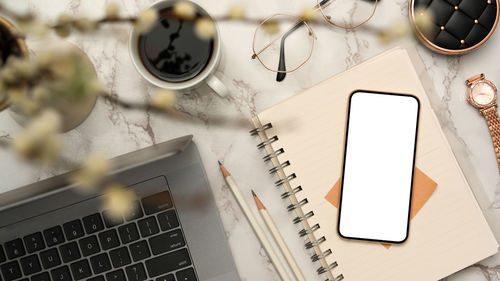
top-left (411, 0), bottom-right (499, 54)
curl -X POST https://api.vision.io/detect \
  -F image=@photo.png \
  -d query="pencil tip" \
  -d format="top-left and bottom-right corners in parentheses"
top-left (252, 191), bottom-right (266, 210)
top-left (218, 161), bottom-right (231, 177)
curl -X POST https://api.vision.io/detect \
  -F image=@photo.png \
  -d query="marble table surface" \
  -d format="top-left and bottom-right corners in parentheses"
top-left (1, 0), bottom-right (500, 280)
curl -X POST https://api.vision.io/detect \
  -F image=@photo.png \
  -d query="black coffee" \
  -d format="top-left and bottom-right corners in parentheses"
top-left (138, 7), bottom-right (214, 83)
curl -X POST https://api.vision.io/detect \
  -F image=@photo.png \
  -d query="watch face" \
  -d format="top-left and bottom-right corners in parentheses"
top-left (471, 81), bottom-right (496, 105)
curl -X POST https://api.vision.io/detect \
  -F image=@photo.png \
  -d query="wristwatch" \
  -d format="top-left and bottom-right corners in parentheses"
top-left (466, 74), bottom-right (500, 172)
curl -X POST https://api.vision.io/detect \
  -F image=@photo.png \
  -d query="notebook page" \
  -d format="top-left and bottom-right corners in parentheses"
top-left (256, 48), bottom-right (498, 281)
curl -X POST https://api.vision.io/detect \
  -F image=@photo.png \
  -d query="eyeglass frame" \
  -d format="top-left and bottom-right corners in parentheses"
top-left (251, 0), bottom-right (379, 82)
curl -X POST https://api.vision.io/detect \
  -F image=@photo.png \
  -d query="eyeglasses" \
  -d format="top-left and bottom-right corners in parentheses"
top-left (251, 0), bottom-right (378, 82)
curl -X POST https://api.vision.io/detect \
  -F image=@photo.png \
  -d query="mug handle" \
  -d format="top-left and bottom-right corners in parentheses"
top-left (205, 74), bottom-right (228, 97)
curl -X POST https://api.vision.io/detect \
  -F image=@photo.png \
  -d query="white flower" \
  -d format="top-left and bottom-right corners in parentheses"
top-left (9, 88), bottom-right (40, 115)
top-left (88, 78), bottom-right (104, 96)
top-left (55, 14), bottom-right (72, 37)
top-left (32, 86), bottom-right (50, 102)
top-left (377, 21), bottom-right (410, 44)
top-left (12, 110), bottom-right (63, 166)
top-left (301, 7), bottom-right (317, 21)
top-left (414, 8), bottom-right (434, 34)
top-left (103, 184), bottom-right (137, 220)
top-left (74, 17), bottom-right (97, 32)
top-left (0, 67), bottom-right (17, 84)
top-left (26, 109), bottom-right (61, 137)
top-left (173, 2), bottom-right (196, 19)
top-left (262, 21), bottom-right (279, 35)
top-left (6, 57), bottom-right (36, 79)
top-left (150, 90), bottom-right (176, 110)
top-left (57, 14), bottom-right (72, 26)
top-left (195, 18), bottom-right (215, 40)
top-left (106, 3), bottom-right (120, 19)
top-left (36, 50), bottom-right (54, 69)
top-left (228, 5), bottom-right (245, 19)
top-left (70, 152), bottom-right (113, 191)
top-left (19, 19), bottom-right (50, 36)
top-left (134, 9), bottom-right (158, 33)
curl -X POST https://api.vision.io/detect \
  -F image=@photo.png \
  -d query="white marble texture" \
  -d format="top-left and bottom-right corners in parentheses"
top-left (1, 0), bottom-right (500, 280)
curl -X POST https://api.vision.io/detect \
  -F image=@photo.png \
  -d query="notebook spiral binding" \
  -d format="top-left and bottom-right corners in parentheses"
top-left (251, 122), bottom-right (344, 281)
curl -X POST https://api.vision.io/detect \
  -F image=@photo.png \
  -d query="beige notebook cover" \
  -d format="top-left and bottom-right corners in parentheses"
top-left (251, 47), bottom-right (498, 281)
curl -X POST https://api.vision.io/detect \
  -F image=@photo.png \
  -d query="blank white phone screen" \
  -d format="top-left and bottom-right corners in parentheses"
top-left (338, 91), bottom-right (419, 243)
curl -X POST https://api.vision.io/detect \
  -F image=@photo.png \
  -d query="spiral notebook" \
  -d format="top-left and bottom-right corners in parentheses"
top-left (250, 47), bottom-right (498, 281)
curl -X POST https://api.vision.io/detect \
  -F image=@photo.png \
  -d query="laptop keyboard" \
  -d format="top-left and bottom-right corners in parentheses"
top-left (0, 191), bottom-right (198, 281)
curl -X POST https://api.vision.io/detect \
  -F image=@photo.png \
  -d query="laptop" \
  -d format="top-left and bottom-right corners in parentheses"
top-left (0, 135), bottom-right (241, 281)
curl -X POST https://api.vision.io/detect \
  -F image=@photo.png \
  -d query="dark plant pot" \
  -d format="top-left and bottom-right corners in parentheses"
top-left (0, 16), bottom-right (28, 65)
top-left (0, 16), bottom-right (29, 111)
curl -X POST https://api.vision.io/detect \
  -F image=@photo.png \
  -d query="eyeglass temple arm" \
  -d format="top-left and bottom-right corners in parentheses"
top-left (276, 0), bottom-right (333, 82)
top-left (276, 22), bottom-right (304, 81)
top-left (276, 42), bottom-right (286, 81)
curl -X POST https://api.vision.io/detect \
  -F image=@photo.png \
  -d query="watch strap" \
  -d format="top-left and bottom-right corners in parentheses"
top-left (480, 105), bottom-right (500, 171)
top-left (466, 73), bottom-right (485, 86)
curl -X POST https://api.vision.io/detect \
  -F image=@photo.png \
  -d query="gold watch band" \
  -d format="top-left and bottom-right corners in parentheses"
top-left (466, 73), bottom-right (485, 86)
top-left (480, 105), bottom-right (500, 171)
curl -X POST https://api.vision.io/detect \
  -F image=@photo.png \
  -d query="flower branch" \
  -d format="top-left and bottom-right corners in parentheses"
top-left (0, 0), bottom-right (435, 217)
top-left (0, 1), bottom-right (433, 43)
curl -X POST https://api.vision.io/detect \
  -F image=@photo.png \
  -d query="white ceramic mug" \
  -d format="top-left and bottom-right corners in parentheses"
top-left (129, 0), bottom-right (228, 97)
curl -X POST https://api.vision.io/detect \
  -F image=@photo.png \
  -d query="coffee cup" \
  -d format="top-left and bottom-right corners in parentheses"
top-left (129, 0), bottom-right (228, 97)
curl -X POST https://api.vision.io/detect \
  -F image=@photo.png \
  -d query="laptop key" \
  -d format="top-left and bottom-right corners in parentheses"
top-left (51, 265), bottom-right (72, 281)
top-left (24, 233), bottom-right (46, 253)
top-left (157, 211), bottom-right (179, 231)
top-left (176, 268), bottom-right (197, 281)
top-left (138, 217), bottom-right (159, 238)
top-left (40, 248), bottom-right (61, 269)
top-left (79, 236), bottom-right (100, 257)
top-left (1, 261), bottom-right (22, 281)
top-left (109, 247), bottom-right (131, 268)
top-left (149, 229), bottom-right (185, 255)
top-left (129, 241), bottom-right (151, 262)
top-left (20, 255), bottom-right (42, 275)
top-left (63, 220), bottom-right (85, 241)
top-left (118, 223), bottom-right (140, 244)
top-left (141, 192), bottom-right (173, 215)
top-left (145, 248), bottom-right (192, 277)
top-left (125, 202), bottom-right (144, 221)
top-left (82, 214), bottom-right (104, 234)
top-left (31, 272), bottom-right (50, 281)
top-left (106, 269), bottom-right (126, 281)
top-left (60, 242), bottom-right (81, 263)
top-left (98, 230), bottom-right (120, 250)
top-left (4, 238), bottom-right (26, 259)
top-left (125, 263), bottom-right (147, 281)
top-left (155, 275), bottom-right (174, 281)
top-left (102, 211), bottom-right (123, 228)
top-left (90, 253), bottom-right (111, 275)
top-left (0, 245), bottom-right (6, 263)
top-left (44, 226), bottom-right (65, 247)
top-left (70, 259), bottom-right (91, 281)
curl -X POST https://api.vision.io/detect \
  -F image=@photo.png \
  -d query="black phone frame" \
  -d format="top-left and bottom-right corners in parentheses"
top-left (337, 90), bottom-right (421, 244)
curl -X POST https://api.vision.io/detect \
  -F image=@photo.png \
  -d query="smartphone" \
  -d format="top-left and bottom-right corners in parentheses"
top-left (338, 90), bottom-right (420, 244)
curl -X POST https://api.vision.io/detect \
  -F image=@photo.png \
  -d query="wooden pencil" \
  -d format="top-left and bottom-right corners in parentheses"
top-left (218, 161), bottom-right (292, 281)
top-left (252, 190), bottom-right (307, 281)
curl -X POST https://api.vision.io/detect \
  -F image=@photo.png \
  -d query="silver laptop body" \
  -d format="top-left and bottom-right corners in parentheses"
top-left (0, 135), bottom-right (240, 281)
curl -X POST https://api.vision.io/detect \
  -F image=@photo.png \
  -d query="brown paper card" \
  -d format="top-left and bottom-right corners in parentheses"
top-left (324, 167), bottom-right (437, 249)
